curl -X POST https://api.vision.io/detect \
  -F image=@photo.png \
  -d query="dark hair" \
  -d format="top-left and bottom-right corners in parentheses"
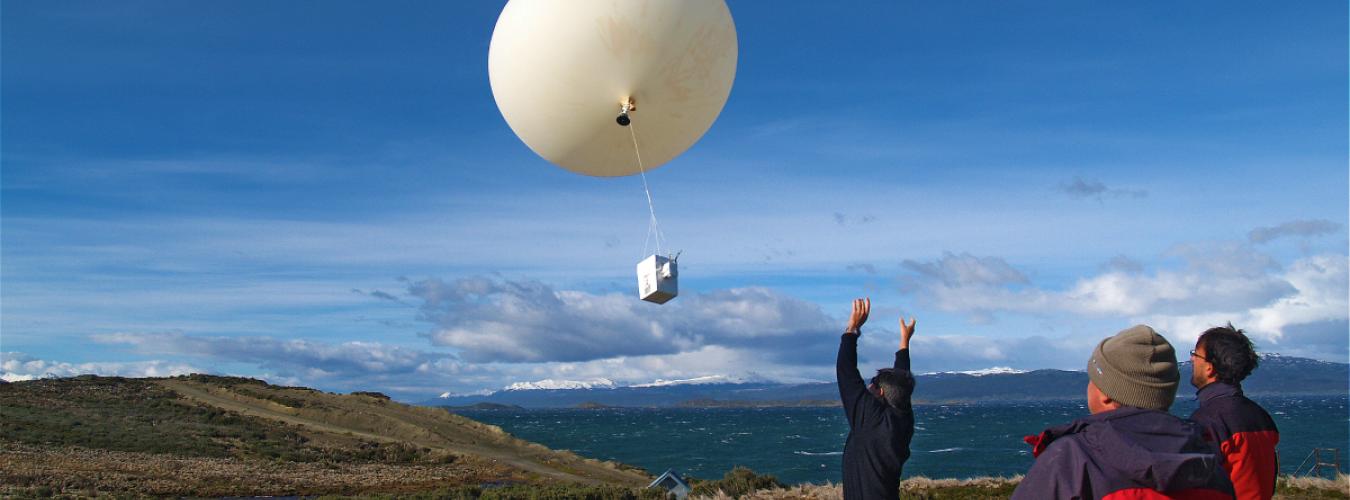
top-left (1198, 323), bottom-right (1260, 385)
top-left (870, 368), bottom-right (914, 410)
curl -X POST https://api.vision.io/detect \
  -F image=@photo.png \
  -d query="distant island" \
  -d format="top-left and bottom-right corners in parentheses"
top-left (445, 402), bottom-right (527, 411)
top-left (675, 398), bottom-right (839, 408)
top-left (576, 401), bottom-right (620, 409)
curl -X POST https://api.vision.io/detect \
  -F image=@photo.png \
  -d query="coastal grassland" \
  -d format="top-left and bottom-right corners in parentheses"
top-left (1277, 473), bottom-right (1350, 499)
top-left (688, 473), bottom-right (1348, 499)
top-left (0, 375), bottom-right (445, 463)
top-left (0, 444), bottom-right (522, 497)
top-left (687, 475), bottom-right (1019, 499)
top-left (0, 375), bottom-right (649, 497)
top-left (316, 484), bottom-right (671, 500)
top-left (688, 467), bottom-right (786, 498)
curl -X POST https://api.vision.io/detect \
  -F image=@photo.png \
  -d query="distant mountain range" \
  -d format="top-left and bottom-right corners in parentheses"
top-left (426, 354), bottom-right (1348, 408)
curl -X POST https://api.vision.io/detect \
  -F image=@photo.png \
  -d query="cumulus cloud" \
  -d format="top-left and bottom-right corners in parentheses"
top-left (901, 245), bottom-right (1298, 318)
top-left (1064, 243), bottom-right (1293, 317)
top-left (408, 277), bottom-right (835, 363)
top-left (1, 352), bottom-right (199, 382)
top-left (1056, 177), bottom-right (1148, 201)
top-left (1248, 219), bottom-right (1341, 244)
top-left (897, 247), bottom-right (1347, 361)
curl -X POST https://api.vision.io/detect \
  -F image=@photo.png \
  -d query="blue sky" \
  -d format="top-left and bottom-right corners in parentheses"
top-left (4, 1), bottom-right (1347, 400)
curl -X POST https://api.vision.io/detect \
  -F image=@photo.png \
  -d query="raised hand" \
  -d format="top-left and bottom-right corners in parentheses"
top-left (845, 298), bottom-right (870, 334)
top-left (899, 316), bottom-right (916, 349)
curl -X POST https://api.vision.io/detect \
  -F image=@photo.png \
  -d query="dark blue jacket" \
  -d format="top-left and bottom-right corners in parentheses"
top-left (1012, 406), bottom-right (1234, 500)
top-left (837, 333), bottom-right (914, 500)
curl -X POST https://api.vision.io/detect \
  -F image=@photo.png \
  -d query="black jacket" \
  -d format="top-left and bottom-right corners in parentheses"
top-left (837, 333), bottom-right (914, 500)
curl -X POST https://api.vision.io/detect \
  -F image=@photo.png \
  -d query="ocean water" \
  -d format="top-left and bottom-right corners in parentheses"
top-left (455, 395), bottom-right (1349, 485)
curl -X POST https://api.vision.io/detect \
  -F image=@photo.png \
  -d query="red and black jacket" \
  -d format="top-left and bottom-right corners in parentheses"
top-left (1189, 383), bottom-right (1280, 500)
top-left (1013, 406), bottom-right (1235, 500)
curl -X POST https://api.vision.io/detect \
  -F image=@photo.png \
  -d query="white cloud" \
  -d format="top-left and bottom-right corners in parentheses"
top-left (1141, 254), bottom-right (1349, 349)
top-left (898, 247), bottom-right (1347, 362)
top-left (902, 244), bottom-right (1299, 318)
top-left (1, 352), bottom-right (200, 381)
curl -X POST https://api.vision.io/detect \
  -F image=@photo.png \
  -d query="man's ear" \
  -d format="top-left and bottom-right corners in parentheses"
top-left (877, 387), bottom-right (885, 398)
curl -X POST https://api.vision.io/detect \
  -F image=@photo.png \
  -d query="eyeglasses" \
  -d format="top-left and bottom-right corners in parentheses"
top-left (1189, 350), bottom-right (1209, 362)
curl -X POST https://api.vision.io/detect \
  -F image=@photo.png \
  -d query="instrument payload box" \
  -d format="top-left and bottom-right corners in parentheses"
top-left (636, 254), bottom-right (678, 304)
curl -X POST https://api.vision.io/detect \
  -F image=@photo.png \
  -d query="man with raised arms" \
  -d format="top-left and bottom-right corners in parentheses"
top-left (837, 298), bottom-right (916, 500)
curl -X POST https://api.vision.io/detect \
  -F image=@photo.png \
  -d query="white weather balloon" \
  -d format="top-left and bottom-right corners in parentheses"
top-left (488, 0), bottom-right (738, 177)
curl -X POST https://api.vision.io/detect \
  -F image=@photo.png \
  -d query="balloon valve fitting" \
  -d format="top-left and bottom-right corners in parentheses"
top-left (617, 99), bottom-right (636, 126)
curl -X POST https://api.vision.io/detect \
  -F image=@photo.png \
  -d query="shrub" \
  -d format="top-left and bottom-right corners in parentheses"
top-left (689, 467), bottom-right (783, 498)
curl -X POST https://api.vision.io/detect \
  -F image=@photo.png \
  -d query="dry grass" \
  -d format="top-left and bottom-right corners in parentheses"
top-left (1278, 473), bottom-right (1350, 499)
top-left (0, 443), bottom-right (524, 497)
top-left (693, 483), bottom-right (841, 500)
top-left (693, 474), bottom-right (1349, 500)
top-left (692, 476), bottom-right (1022, 500)
top-left (902, 475), bottom-right (1023, 490)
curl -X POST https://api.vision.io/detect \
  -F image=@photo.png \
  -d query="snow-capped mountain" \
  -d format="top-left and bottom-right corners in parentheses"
top-left (930, 366), bottom-right (1029, 377)
top-left (504, 378), bottom-right (616, 391)
top-left (631, 375), bottom-right (739, 388)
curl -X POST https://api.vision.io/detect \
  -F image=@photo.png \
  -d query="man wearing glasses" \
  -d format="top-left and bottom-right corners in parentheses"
top-left (1189, 324), bottom-right (1280, 500)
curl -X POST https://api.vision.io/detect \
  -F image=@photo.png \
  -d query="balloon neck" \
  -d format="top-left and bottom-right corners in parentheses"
top-left (617, 98), bottom-right (636, 127)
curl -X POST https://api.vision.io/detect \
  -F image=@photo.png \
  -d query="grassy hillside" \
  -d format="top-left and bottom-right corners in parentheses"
top-left (0, 374), bottom-right (650, 497)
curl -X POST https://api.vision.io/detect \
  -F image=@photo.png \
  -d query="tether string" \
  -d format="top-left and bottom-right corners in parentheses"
top-left (628, 122), bottom-right (665, 258)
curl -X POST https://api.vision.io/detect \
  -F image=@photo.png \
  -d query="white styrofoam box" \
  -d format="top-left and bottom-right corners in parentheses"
top-left (636, 254), bottom-right (678, 304)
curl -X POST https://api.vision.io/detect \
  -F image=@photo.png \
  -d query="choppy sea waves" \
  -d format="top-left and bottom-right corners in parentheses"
top-left (455, 395), bottom-right (1348, 485)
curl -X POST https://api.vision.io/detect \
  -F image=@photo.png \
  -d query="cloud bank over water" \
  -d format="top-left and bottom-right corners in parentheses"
top-left (8, 231), bottom-right (1343, 399)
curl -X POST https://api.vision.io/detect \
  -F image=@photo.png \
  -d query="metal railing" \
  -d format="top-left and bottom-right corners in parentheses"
top-left (1293, 448), bottom-right (1341, 478)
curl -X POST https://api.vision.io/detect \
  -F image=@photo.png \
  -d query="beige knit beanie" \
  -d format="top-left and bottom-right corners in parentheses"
top-left (1087, 325), bottom-right (1179, 411)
